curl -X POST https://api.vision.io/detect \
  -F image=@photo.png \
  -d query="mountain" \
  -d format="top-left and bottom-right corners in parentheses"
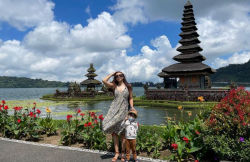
top-left (0, 76), bottom-right (70, 88)
top-left (211, 60), bottom-right (250, 82)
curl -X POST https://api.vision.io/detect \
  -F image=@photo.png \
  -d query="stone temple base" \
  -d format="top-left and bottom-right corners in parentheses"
top-left (145, 88), bottom-right (230, 102)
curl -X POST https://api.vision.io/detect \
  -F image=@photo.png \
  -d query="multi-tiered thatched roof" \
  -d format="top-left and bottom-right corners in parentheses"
top-left (80, 63), bottom-right (102, 86)
top-left (161, 1), bottom-right (216, 76)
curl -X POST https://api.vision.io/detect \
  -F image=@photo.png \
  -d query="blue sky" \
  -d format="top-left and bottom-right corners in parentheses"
top-left (0, 0), bottom-right (250, 83)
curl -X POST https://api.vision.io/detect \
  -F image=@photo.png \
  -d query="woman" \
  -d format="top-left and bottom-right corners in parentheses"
top-left (102, 71), bottom-right (136, 162)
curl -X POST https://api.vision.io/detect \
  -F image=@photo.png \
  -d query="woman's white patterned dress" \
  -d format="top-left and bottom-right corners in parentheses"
top-left (102, 86), bottom-right (129, 135)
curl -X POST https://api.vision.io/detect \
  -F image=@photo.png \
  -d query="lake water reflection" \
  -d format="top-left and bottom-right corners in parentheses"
top-left (1, 87), bottom-right (249, 125)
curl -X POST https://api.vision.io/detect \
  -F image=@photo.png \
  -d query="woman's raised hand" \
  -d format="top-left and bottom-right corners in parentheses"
top-left (111, 72), bottom-right (116, 76)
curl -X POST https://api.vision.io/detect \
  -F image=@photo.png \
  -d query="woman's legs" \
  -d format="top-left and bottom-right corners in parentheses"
top-left (112, 133), bottom-right (119, 161)
top-left (120, 134), bottom-right (126, 161)
top-left (120, 134), bottom-right (126, 152)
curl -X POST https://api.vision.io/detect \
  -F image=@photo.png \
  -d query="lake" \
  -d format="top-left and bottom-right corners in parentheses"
top-left (1, 87), bottom-right (249, 125)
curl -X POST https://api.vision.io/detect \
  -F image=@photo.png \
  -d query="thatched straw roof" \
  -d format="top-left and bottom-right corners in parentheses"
top-left (157, 72), bottom-right (169, 78)
top-left (162, 62), bottom-right (216, 74)
top-left (80, 79), bottom-right (102, 85)
top-left (173, 52), bottom-right (206, 62)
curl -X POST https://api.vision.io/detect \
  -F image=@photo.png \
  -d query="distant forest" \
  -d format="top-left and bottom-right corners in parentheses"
top-left (0, 76), bottom-right (163, 88)
top-left (130, 81), bottom-right (163, 87)
top-left (2, 60), bottom-right (248, 88)
top-left (211, 60), bottom-right (250, 83)
top-left (0, 76), bottom-right (70, 88)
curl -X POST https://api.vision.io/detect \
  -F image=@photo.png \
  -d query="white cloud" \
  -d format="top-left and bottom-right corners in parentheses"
top-left (0, 0), bottom-right (54, 30)
top-left (70, 12), bottom-right (132, 52)
top-left (23, 21), bottom-right (71, 54)
top-left (24, 12), bottom-right (132, 54)
top-left (85, 5), bottom-right (92, 18)
top-left (0, 33), bottom-right (175, 83)
top-left (198, 17), bottom-right (250, 62)
top-left (112, 0), bottom-right (250, 23)
top-left (112, 0), bottom-right (148, 25)
top-left (212, 51), bottom-right (250, 69)
top-left (97, 35), bottom-right (177, 82)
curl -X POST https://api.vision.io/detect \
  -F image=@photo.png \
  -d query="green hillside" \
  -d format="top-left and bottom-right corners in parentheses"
top-left (211, 60), bottom-right (250, 82)
top-left (0, 76), bottom-right (70, 88)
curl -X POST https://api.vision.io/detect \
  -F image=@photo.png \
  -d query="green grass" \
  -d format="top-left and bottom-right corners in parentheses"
top-left (4, 99), bottom-right (73, 110)
top-left (133, 97), bottom-right (218, 109)
top-left (41, 94), bottom-right (113, 102)
top-left (52, 110), bottom-right (101, 116)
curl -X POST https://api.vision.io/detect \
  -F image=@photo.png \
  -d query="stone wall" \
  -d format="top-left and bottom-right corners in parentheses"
top-left (145, 88), bottom-right (229, 101)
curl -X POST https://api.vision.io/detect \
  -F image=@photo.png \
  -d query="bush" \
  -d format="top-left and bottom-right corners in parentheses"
top-left (163, 119), bottom-right (204, 162)
top-left (203, 87), bottom-right (250, 162)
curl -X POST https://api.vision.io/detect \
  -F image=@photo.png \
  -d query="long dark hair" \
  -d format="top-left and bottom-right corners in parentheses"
top-left (110, 71), bottom-right (133, 98)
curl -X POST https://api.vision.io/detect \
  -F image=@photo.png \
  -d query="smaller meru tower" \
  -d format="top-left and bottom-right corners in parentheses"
top-left (159, 1), bottom-right (216, 89)
top-left (80, 63), bottom-right (102, 91)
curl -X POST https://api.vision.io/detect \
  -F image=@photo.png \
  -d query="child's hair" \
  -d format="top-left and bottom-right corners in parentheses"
top-left (128, 113), bottom-right (136, 118)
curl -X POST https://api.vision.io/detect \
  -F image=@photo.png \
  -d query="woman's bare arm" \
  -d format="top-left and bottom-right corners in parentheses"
top-left (102, 72), bottom-right (115, 89)
top-left (128, 85), bottom-right (136, 111)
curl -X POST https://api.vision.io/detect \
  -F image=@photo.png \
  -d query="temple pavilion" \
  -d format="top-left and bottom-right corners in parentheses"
top-left (158, 1), bottom-right (216, 89)
top-left (80, 63), bottom-right (102, 91)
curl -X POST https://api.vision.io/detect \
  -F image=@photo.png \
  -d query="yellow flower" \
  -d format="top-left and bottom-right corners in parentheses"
top-left (178, 106), bottom-right (182, 110)
top-left (46, 109), bottom-right (51, 113)
top-left (48, 110), bottom-right (52, 113)
top-left (188, 111), bottom-right (192, 116)
top-left (167, 117), bottom-right (172, 121)
top-left (198, 96), bottom-right (204, 102)
top-left (46, 107), bottom-right (49, 110)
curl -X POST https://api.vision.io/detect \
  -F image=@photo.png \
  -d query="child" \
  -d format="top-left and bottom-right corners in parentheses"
top-left (121, 110), bottom-right (139, 162)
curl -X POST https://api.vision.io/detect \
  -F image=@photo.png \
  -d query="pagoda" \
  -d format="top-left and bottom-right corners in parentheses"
top-left (159, 1), bottom-right (216, 89)
top-left (80, 63), bottom-right (102, 91)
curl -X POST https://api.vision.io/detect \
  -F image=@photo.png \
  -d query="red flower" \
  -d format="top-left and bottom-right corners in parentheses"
top-left (76, 109), bottom-right (81, 113)
top-left (98, 114), bottom-right (104, 121)
top-left (66, 115), bottom-right (73, 121)
top-left (195, 130), bottom-right (200, 134)
top-left (34, 114), bottom-right (37, 118)
top-left (80, 113), bottom-right (85, 116)
top-left (183, 137), bottom-right (189, 143)
top-left (4, 105), bottom-right (9, 110)
top-left (87, 122), bottom-right (92, 126)
top-left (17, 119), bottom-right (21, 123)
top-left (94, 120), bottom-right (98, 124)
top-left (171, 143), bottom-right (178, 150)
top-left (195, 160), bottom-right (199, 162)
top-left (32, 103), bottom-right (36, 109)
top-left (36, 109), bottom-right (41, 114)
top-left (91, 112), bottom-right (96, 117)
top-left (84, 123), bottom-right (88, 127)
top-left (1, 100), bottom-right (5, 104)
top-left (13, 107), bottom-right (22, 111)
top-left (91, 126), bottom-right (94, 129)
top-left (28, 111), bottom-right (34, 117)
top-left (242, 122), bottom-right (247, 126)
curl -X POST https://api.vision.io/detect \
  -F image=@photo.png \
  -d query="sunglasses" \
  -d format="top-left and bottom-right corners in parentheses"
top-left (115, 74), bottom-right (123, 78)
